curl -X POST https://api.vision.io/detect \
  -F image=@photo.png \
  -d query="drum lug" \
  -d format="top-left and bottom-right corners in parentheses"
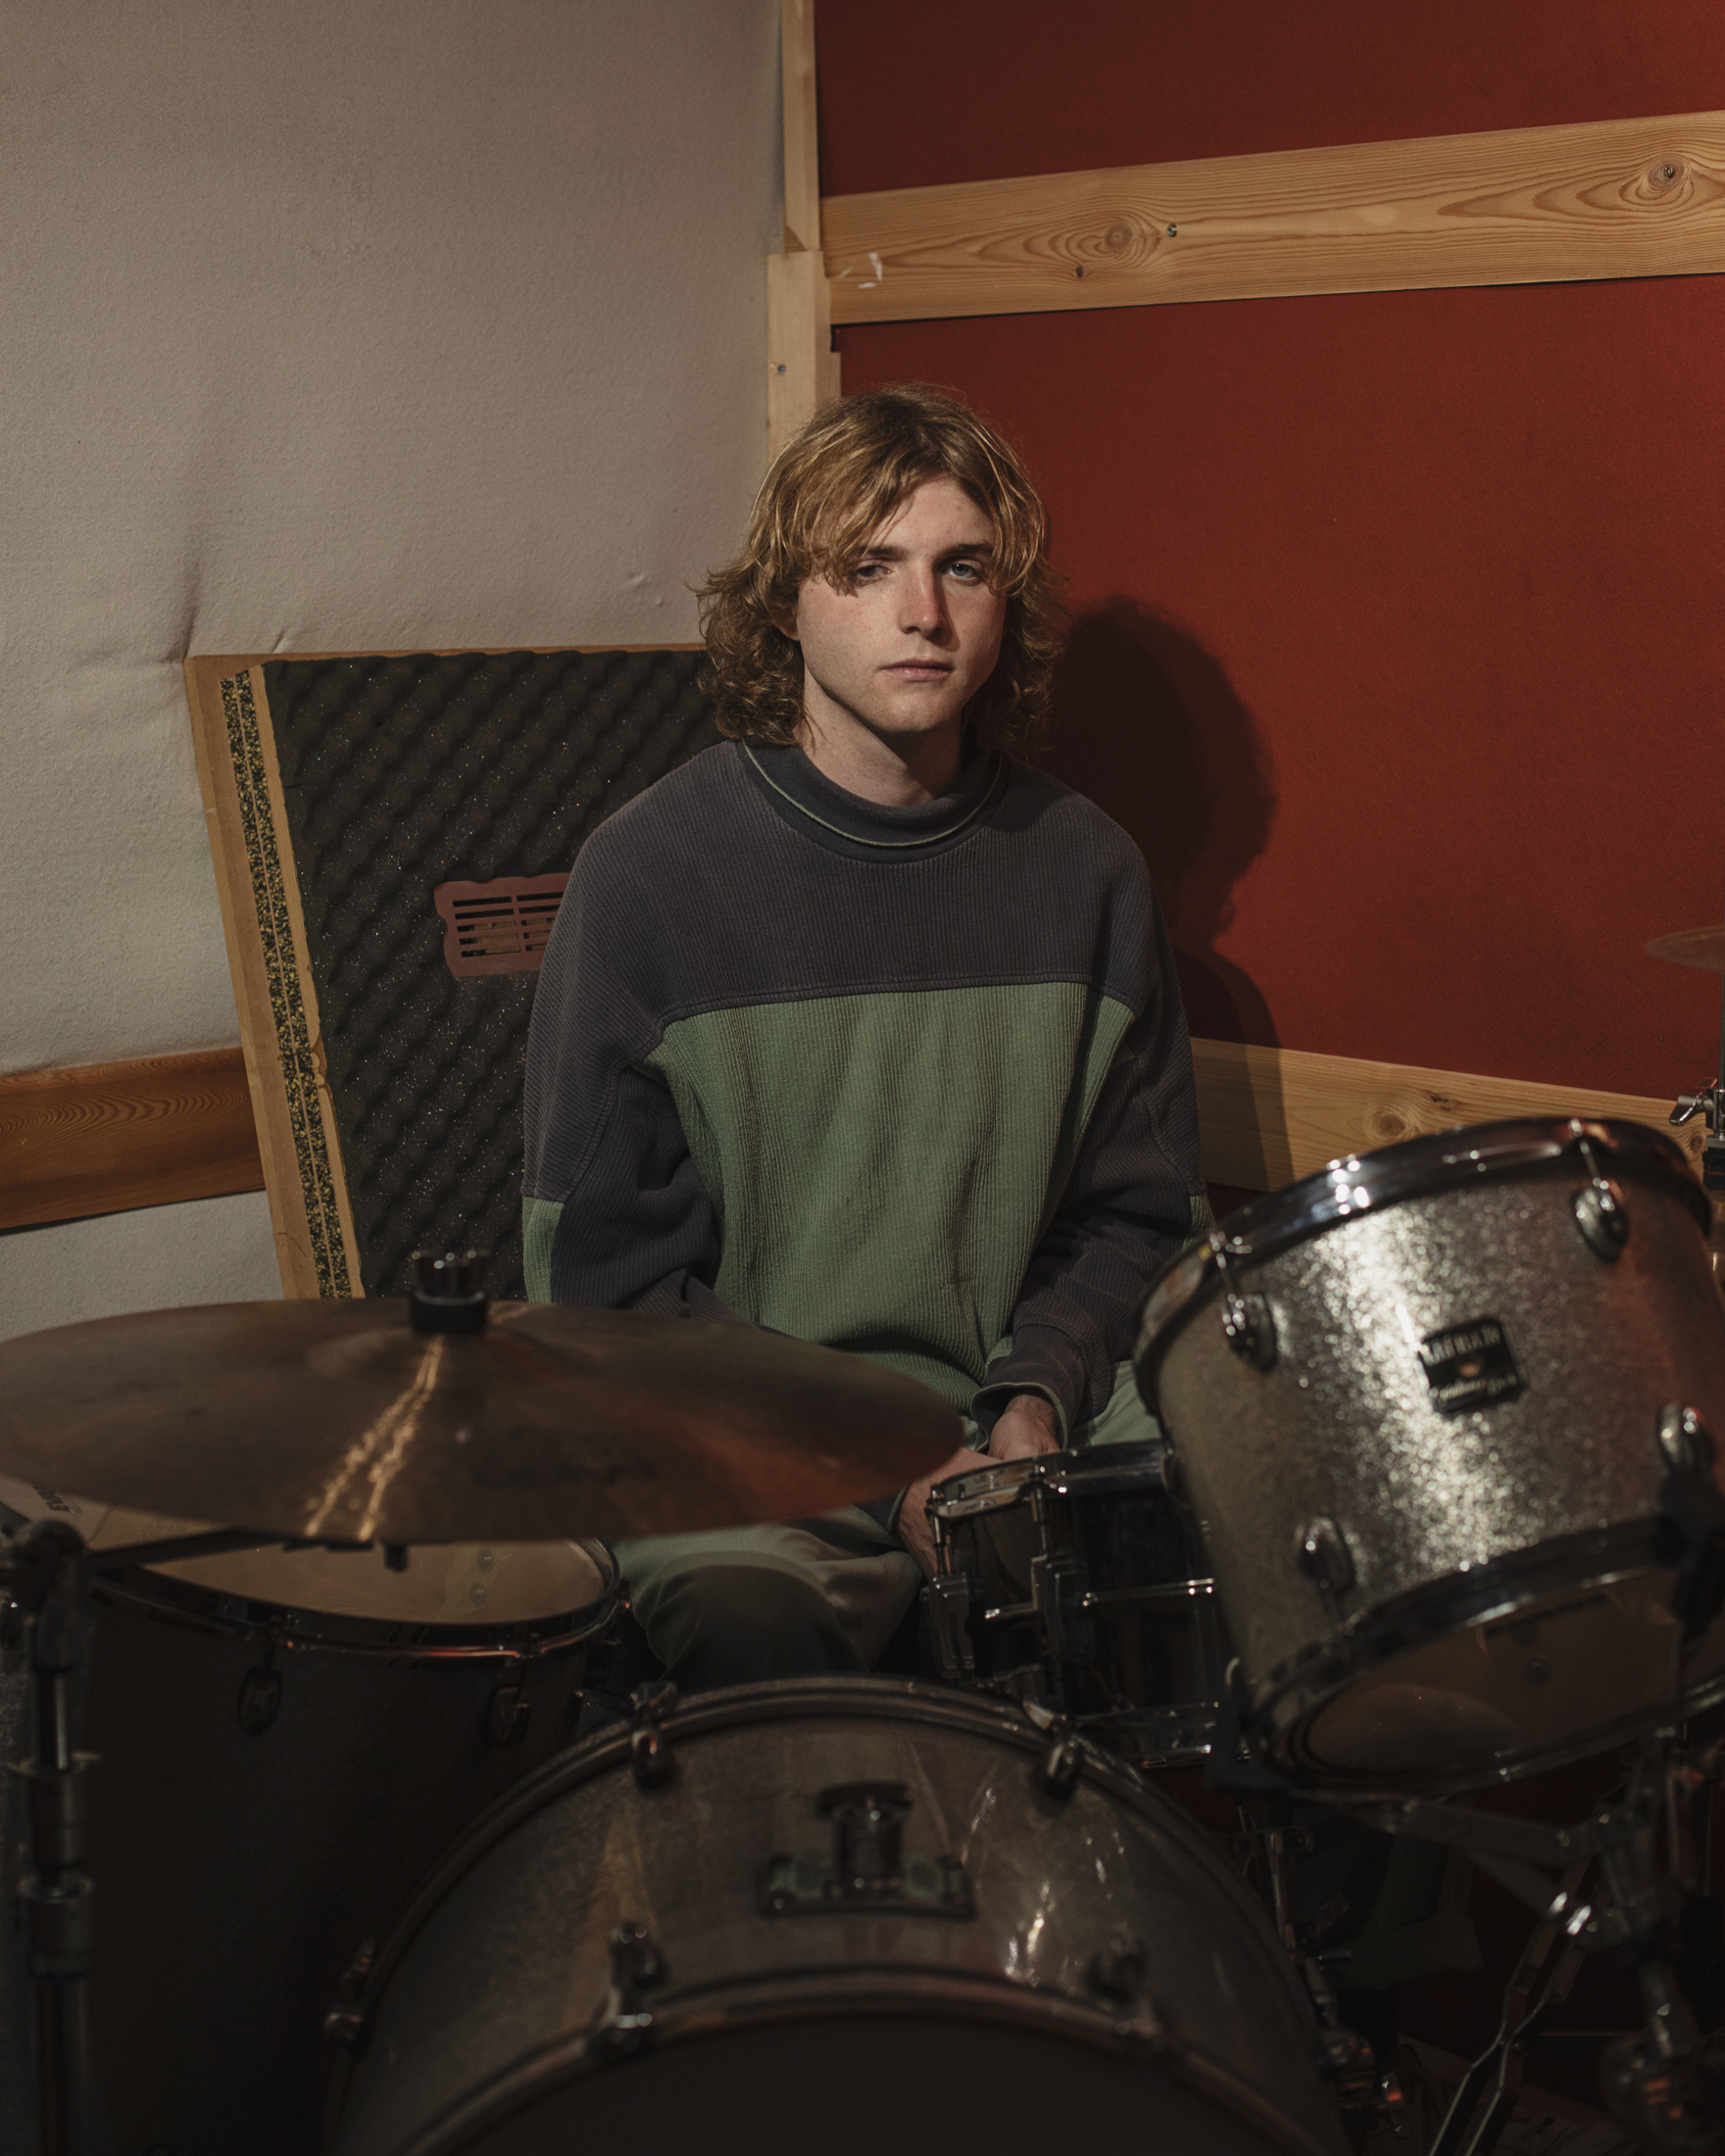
top-left (1656, 1462), bottom-right (1725, 1642)
top-left (1088, 1935), bottom-right (1175, 2060)
top-left (1295, 1516), bottom-right (1355, 1597)
top-left (1572, 1170), bottom-right (1631, 1260)
top-left (1657, 1403), bottom-right (1717, 1475)
top-left (1039, 1730), bottom-right (1084, 1797)
top-left (1021, 1698), bottom-right (1086, 1797)
top-left (628, 1680), bottom-right (679, 1788)
top-left (323, 1937), bottom-right (376, 2048)
top-left (1219, 1290), bottom-right (1277, 1371)
top-left (237, 1665), bottom-right (282, 1736)
top-left (1087, 1933), bottom-right (1146, 2004)
top-left (1030, 1548), bottom-right (1087, 1664)
top-left (924, 1571), bottom-right (975, 1680)
top-left (590, 1922), bottom-right (664, 2060)
top-left (486, 1682), bottom-right (531, 1746)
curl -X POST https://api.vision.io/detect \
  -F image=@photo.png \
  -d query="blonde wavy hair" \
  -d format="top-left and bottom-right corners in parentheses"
top-left (698, 384), bottom-right (1065, 754)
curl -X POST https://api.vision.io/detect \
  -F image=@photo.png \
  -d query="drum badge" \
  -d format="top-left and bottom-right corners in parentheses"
top-left (1417, 1317), bottom-right (1525, 1414)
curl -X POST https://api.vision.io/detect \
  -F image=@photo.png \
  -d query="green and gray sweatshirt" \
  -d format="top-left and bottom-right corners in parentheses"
top-left (522, 739), bottom-right (1206, 1442)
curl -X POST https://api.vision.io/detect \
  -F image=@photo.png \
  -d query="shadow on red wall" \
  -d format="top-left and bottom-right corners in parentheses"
top-left (1041, 596), bottom-right (1280, 1054)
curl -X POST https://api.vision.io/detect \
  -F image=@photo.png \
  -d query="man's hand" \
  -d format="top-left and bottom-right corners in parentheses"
top-left (898, 1394), bottom-right (1064, 1578)
top-left (987, 1392), bottom-right (1061, 1461)
top-left (897, 1441), bottom-right (987, 1579)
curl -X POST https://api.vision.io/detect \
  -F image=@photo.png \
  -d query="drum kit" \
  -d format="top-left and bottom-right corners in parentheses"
top-left (5, 941), bottom-right (1725, 2156)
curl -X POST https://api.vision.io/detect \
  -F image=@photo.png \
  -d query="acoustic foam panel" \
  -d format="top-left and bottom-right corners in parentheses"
top-left (189, 650), bottom-right (720, 1300)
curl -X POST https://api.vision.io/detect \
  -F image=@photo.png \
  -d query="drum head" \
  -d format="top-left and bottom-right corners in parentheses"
top-left (91, 1507), bottom-right (614, 1626)
top-left (453, 2018), bottom-right (1289, 2156)
top-left (1272, 1562), bottom-right (1683, 1787)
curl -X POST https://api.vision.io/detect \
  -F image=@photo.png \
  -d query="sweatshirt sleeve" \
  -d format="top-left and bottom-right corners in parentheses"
top-left (521, 840), bottom-right (742, 1321)
top-left (972, 892), bottom-right (1208, 1439)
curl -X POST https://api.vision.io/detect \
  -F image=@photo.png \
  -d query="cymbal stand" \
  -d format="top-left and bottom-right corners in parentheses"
top-left (1669, 951), bottom-right (1725, 1220)
top-left (1329, 1736), bottom-right (1725, 2154)
top-left (4, 1519), bottom-right (95, 2156)
top-left (1425, 1860), bottom-right (1593, 2156)
top-left (1, 1515), bottom-right (336, 2156)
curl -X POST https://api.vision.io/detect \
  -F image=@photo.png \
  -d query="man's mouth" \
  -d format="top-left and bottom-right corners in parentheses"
top-left (883, 662), bottom-right (952, 678)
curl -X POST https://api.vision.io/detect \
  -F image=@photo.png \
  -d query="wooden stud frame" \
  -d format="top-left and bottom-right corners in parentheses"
top-left (822, 109), bottom-right (1725, 325)
top-left (766, 0), bottom-right (840, 462)
top-left (1193, 1039), bottom-right (1704, 1194)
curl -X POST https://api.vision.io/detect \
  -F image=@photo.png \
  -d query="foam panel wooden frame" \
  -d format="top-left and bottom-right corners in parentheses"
top-left (180, 648), bottom-right (703, 1298)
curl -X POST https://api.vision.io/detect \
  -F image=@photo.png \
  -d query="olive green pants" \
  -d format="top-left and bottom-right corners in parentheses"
top-left (613, 1362), bottom-right (1158, 1693)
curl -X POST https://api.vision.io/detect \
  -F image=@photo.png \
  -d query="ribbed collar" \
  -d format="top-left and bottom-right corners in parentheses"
top-left (740, 741), bottom-right (1006, 861)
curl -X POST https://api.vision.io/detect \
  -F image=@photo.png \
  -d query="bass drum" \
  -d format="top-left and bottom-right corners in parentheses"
top-left (80, 1511), bottom-right (618, 2156)
top-left (327, 1678), bottom-right (1347, 2156)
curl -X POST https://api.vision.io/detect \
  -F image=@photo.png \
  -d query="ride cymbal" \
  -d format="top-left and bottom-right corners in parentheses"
top-left (0, 1299), bottom-right (962, 1545)
top-left (1647, 926), bottom-right (1725, 973)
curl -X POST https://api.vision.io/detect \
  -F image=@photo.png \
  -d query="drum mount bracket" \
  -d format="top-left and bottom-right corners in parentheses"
top-left (759, 1781), bottom-right (975, 1920)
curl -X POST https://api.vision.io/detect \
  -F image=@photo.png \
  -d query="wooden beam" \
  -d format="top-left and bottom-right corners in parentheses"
top-left (8, 1021), bottom-right (1696, 1238)
top-left (0, 1050), bottom-right (264, 1232)
top-left (824, 108), bottom-right (1725, 325)
top-left (766, 0), bottom-right (840, 463)
top-left (1194, 1038), bottom-right (1701, 1195)
top-left (779, 0), bottom-right (820, 256)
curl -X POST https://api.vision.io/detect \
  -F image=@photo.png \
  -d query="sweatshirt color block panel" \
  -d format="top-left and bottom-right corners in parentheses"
top-left (522, 740), bottom-right (1206, 1432)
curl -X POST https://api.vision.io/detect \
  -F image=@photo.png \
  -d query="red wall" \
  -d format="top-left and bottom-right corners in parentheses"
top-left (819, 1), bottom-right (1725, 1102)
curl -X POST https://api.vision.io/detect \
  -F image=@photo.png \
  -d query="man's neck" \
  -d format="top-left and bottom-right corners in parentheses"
top-left (796, 707), bottom-right (964, 807)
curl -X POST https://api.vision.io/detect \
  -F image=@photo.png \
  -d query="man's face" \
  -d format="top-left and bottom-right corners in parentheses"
top-left (786, 474), bottom-right (1008, 757)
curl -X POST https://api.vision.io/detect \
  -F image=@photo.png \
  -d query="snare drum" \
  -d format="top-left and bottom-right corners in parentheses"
top-left (326, 1678), bottom-right (1346, 2156)
top-left (1135, 1117), bottom-right (1725, 1793)
top-left (78, 1512), bottom-right (618, 2156)
top-left (926, 1441), bottom-right (1227, 1769)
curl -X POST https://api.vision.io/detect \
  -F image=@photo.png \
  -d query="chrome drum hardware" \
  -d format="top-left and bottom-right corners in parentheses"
top-left (1135, 1117), bottom-right (1725, 1793)
top-left (326, 1679), bottom-right (1347, 2156)
top-left (926, 1441), bottom-right (1228, 1769)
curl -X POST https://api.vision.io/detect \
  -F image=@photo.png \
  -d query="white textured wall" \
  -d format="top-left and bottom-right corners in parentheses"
top-left (0, 0), bottom-right (780, 1337)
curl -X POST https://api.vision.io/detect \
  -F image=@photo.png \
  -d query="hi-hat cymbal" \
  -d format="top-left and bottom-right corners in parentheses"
top-left (0, 1299), bottom-right (962, 1545)
top-left (1647, 926), bottom-right (1725, 973)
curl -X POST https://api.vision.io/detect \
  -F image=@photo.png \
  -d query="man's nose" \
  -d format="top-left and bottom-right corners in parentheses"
top-left (901, 566), bottom-right (949, 636)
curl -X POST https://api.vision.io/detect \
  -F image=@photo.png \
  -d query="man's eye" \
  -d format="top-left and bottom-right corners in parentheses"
top-left (947, 560), bottom-right (984, 580)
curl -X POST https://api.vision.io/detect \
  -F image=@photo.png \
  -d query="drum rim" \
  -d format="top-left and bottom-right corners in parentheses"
top-left (1247, 1515), bottom-right (1689, 1793)
top-left (90, 1538), bottom-right (620, 1660)
top-left (928, 1437), bottom-right (1175, 1520)
top-left (336, 1964), bottom-right (1342, 2156)
top-left (328, 1677), bottom-right (1263, 2075)
top-left (1133, 1114), bottom-right (1708, 1392)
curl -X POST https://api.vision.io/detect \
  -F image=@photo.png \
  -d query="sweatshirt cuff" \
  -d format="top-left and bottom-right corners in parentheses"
top-left (973, 1328), bottom-right (1092, 1444)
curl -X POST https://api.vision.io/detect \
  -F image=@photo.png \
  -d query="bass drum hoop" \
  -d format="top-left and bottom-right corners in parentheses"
top-left (325, 1678), bottom-right (1325, 2156)
top-left (1134, 1115), bottom-right (1709, 1396)
top-left (356, 1965), bottom-right (1336, 2156)
top-left (90, 1543), bottom-right (619, 1663)
top-left (1252, 1517), bottom-right (1688, 1791)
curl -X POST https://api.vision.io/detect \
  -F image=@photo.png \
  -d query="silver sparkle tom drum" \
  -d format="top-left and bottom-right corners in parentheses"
top-left (326, 1678), bottom-right (1346, 2156)
top-left (1134, 1118), bottom-right (1725, 1794)
top-left (925, 1441), bottom-right (1227, 1769)
top-left (77, 1514), bottom-right (619, 2156)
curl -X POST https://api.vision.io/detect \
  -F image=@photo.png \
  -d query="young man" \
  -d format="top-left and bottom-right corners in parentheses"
top-left (522, 384), bottom-right (1208, 1691)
